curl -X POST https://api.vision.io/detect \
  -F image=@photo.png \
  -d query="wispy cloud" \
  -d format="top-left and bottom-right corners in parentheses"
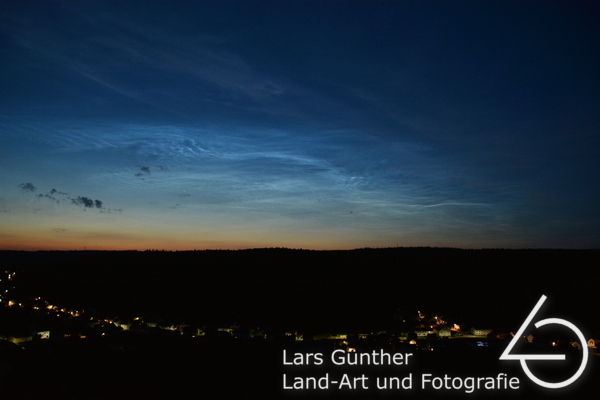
top-left (2, 4), bottom-right (298, 122)
top-left (17, 122), bottom-right (511, 215)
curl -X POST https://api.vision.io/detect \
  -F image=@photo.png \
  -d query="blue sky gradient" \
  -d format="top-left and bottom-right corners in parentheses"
top-left (1, 1), bottom-right (599, 249)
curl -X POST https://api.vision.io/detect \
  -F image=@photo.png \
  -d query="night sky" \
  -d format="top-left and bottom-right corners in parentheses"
top-left (1, 1), bottom-right (599, 250)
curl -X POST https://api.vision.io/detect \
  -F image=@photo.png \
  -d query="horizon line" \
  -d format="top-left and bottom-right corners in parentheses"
top-left (1, 246), bottom-right (598, 252)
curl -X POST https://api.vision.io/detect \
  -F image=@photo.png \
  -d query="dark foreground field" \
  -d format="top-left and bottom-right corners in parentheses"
top-left (3, 248), bottom-right (598, 330)
top-left (0, 248), bottom-right (598, 399)
top-left (1, 335), bottom-right (597, 399)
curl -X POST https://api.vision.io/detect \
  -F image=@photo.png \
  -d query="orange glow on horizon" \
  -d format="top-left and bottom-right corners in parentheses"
top-left (0, 228), bottom-right (369, 251)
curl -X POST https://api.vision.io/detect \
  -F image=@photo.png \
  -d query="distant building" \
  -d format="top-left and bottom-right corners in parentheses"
top-left (294, 332), bottom-right (304, 341)
top-left (436, 326), bottom-right (452, 337)
top-left (415, 327), bottom-right (434, 338)
top-left (0, 332), bottom-right (33, 345)
top-left (113, 318), bottom-right (131, 330)
top-left (495, 332), bottom-right (514, 340)
top-left (36, 330), bottom-right (50, 340)
top-left (313, 333), bottom-right (347, 341)
top-left (470, 327), bottom-right (492, 337)
top-left (526, 334), bottom-right (534, 343)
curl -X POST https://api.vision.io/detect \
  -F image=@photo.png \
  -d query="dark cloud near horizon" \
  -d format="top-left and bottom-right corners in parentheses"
top-left (135, 165), bottom-right (151, 177)
top-left (50, 188), bottom-right (68, 196)
top-left (19, 182), bottom-right (36, 192)
top-left (71, 196), bottom-right (93, 208)
top-left (71, 196), bottom-right (103, 209)
top-left (99, 208), bottom-right (123, 214)
top-left (20, 183), bottom-right (108, 211)
top-left (38, 193), bottom-right (59, 203)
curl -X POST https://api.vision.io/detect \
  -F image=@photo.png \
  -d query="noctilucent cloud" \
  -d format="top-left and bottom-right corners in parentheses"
top-left (1, 1), bottom-right (599, 250)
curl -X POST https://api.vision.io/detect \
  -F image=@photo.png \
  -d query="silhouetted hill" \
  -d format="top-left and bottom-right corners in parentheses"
top-left (1, 248), bottom-right (597, 333)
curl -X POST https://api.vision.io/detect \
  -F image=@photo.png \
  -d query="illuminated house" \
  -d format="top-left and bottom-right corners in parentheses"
top-left (312, 333), bottom-right (348, 340)
top-left (414, 327), bottom-right (434, 338)
top-left (36, 330), bottom-right (50, 340)
top-left (145, 318), bottom-right (160, 328)
top-left (0, 330), bottom-right (33, 345)
top-left (435, 326), bottom-right (452, 337)
top-left (112, 318), bottom-right (132, 331)
top-left (470, 327), bottom-right (492, 336)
